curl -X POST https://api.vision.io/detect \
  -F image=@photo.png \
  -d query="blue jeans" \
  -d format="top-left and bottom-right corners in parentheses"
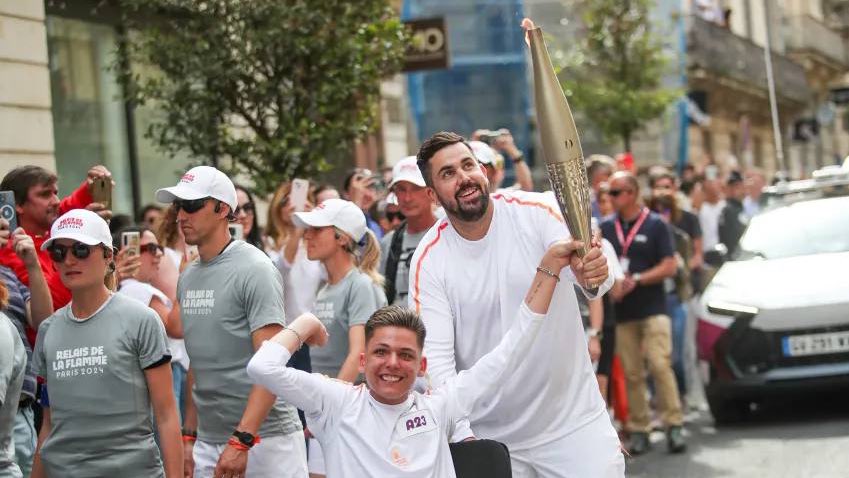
top-left (14, 404), bottom-right (36, 477)
top-left (667, 293), bottom-right (688, 396)
top-left (172, 363), bottom-right (188, 422)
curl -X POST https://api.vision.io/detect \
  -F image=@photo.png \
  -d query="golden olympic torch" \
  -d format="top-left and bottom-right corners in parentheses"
top-left (523, 19), bottom-right (597, 290)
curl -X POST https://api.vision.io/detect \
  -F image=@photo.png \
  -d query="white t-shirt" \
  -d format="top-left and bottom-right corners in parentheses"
top-left (408, 191), bottom-right (615, 451)
top-left (699, 200), bottom-right (726, 252)
top-left (162, 247), bottom-right (190, 370)
top-left (247, 302), bottom-right (546, 478)
top-left (118, 279), bottom-right (188, 369)
top-left (269, 241), bottom-right (326, 320)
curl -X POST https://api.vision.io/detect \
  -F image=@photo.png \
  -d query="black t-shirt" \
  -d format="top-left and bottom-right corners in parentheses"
top-left (601, 211), bottom-right (675, 321)
top-left (674, 210), bottom-right (702, 241)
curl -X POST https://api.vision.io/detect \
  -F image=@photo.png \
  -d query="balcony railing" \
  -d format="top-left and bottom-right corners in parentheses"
top-left (687, 15), bottom-right (811, 104)
top-left (785, 14), bottom-right (847, 67)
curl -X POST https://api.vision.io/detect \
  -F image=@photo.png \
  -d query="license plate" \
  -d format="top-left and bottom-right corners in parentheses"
top-left (782, 331), bottom-right (849, 357)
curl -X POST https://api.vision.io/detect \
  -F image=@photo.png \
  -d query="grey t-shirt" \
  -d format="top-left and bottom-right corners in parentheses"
top-left (32, 294), bottom-right (170, 478)
top-left (178, 241), bottom-right (301, 443)
top-left (311, 268), bottom-right (387, 376)
top-left (379, 228), bottom-right (428, 306)
top-left (0, 312), bottom-right (25, 478)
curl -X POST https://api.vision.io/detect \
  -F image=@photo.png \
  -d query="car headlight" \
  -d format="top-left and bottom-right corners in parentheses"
top-left (706, 301), bottom-right (759, 318)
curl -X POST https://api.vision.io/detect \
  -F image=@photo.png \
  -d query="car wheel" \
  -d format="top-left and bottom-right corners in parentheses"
top-left (707, 395), bottom-right (749, 425)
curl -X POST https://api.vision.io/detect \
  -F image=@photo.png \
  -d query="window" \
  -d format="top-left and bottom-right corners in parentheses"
top-left (47, 16), bottom-right (133, 214)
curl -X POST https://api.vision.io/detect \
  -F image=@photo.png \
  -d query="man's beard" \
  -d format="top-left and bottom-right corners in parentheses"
top-left (439, 180), bottom-right (490, 223)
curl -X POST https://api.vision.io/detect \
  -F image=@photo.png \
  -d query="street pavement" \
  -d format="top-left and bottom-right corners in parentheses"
top-left (624, 392), bottom-right (849, 477)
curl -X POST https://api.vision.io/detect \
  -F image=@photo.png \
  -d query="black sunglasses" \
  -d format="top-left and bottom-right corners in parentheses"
top-left (140, 243), bottom-right (164, 255)
top-left (48, 242), bottom-right (97, 262)
top-left (235, 202), bottom-right (255, 215)
top-left (386, 211), bottom-right (405, 222)
top-left (174, 197), bottom-right (210, 214)
top-left (609, 189), bottom-right (630, 197)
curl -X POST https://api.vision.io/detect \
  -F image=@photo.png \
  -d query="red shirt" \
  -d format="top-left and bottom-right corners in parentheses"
top-left (0, 181), bottom-right (93, 312)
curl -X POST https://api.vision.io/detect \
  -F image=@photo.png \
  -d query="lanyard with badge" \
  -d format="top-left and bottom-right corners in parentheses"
top-left (614, 207), bottom-right (649, 273)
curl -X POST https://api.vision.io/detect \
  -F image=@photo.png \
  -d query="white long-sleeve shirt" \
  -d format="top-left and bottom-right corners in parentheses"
top-left (247, 303), bottom-right (545, 478)
top-left (408, 191), bottom-right (615, 451)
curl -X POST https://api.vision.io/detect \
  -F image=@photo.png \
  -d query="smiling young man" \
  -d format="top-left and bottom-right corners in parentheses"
top-left (408, 131), bottom-right (624, 477)
top-left (156, 166), bottom-right (306, 478)
top-left (247, 238), bottom-right (581, 478)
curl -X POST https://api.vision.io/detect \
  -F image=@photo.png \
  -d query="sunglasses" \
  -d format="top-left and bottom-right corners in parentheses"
top-left (140, 243), bottom-right (164, 255)
top-left (235, 202), bottom-right (255, 215)
top-left (174, 198), bottom-right (210, 214)
top-left (386, 211), bottom-right (405, 222)
top-left (48, 242), bottom-right (98, 262)
top-left (609, 189), bottom-right (630, 197)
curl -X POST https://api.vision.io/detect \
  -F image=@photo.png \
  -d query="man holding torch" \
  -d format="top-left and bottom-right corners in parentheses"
top-left (409, 131), bottom-right (624, 476)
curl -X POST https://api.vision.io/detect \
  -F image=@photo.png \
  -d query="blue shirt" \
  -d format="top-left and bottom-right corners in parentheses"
top-left (0, 265), bottom-right (35, 399)
top-left (601, 211), bottom-right (674, 321)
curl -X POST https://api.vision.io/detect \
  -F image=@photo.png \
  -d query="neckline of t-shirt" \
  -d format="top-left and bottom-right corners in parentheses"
top-left (68, 293), bottom-right (115, 323)
top-left (449, 199), bottom-right (498, 245)
top-left (200, 239), bottom-right (241, 266)
top-left (367, 389), bottom-right (415, 412)
top-left (326, 266), bottom-right (358, 287)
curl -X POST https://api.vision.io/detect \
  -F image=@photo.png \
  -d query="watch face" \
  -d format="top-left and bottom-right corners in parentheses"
top-left (234, 431), bottom-right (255, 446)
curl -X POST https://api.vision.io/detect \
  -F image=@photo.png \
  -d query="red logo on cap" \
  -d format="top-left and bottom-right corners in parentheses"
top-left (401, 164), bottom-right (418, 172)
top-left (181, 173), bottom-right (195, 183)
top-left (58, 217), bottom-right (84, 230)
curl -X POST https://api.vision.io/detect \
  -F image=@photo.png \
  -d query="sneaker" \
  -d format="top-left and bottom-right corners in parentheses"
top-left (666, 425), bottom-right (687, 454)
top-left (629, 432), bottom-right (651, 455)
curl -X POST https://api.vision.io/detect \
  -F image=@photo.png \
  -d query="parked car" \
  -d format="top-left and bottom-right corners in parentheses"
top-left (697, 187), bottom-right (849, 423)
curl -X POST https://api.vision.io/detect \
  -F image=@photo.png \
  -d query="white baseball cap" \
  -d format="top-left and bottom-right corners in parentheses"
top-left (42, 209), bottom-right (113, 251)
top-left (469, 141), bottom-right (497, 167)
top-left (389, 156), bottom-right (427, 189)
top-left (292, 198), bottom-right (368, 242)
top-left (155, 166), bottom-right (238, 211)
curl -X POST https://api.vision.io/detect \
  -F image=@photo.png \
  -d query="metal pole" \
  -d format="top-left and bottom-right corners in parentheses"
top-left (762, 0), bottom-right (786, 174)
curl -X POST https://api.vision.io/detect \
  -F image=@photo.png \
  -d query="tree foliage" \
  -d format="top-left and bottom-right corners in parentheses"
top-left (116, 0), bottom-right (407, 194)
top-left (557, 0), bottom-right (679, 151)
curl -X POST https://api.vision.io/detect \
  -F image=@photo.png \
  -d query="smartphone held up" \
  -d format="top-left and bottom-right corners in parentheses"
top-left (0, 191), bottom-right (18, 232)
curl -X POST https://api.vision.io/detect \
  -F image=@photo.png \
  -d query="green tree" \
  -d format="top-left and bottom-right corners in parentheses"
top-left (116, 0), bottom-right (407, 194)
top-left (557, 0), bottom-right (678, 151)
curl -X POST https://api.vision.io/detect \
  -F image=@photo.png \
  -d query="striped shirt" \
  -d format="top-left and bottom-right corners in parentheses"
top-left (0, 265), bottom-right (35, 399)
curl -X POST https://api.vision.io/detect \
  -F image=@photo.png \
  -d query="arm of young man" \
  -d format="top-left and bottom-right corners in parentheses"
top-left (440, 240), bottom-right (578, 419)
top-left (145, 363), bottom-right (183, 478)
top-left (247, 315), bottom-right (347, 421)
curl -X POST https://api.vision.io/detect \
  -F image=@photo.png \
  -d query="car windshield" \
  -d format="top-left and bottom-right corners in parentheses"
top-left (737, 196), bottom-right (849, 260)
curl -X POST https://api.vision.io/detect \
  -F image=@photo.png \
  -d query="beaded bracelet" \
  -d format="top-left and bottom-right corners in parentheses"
top-left (536, 266), bottom-right (560, 282)
top-left (283, 327), bottom-right (304, 350)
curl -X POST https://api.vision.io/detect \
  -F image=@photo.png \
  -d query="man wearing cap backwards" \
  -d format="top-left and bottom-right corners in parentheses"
top-left (156, 166), bottom-right (306, 478)
top-left (410, 131), bottom-right (625, 477)
top-left (379, 157), bottom-right (439, 307)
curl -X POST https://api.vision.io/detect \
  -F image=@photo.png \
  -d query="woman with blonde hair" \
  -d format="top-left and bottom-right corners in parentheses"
top-left (265, 182), bottom-right (325, 322)
top-left (292, 198), bottom-right (387, 477)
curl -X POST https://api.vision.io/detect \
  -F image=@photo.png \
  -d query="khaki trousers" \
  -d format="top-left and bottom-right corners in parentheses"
top-left (616, 314), bottom-right (684, 432)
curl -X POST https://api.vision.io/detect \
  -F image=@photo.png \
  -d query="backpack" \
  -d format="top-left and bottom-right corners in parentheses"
top-left (383, 221), bottom-right (408, 304)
